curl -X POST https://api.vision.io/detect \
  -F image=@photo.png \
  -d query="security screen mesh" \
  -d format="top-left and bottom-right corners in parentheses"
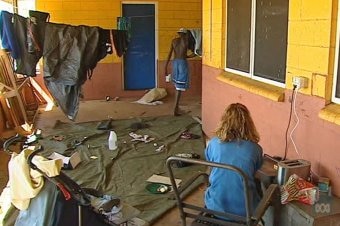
top-left (254, 0), bottom-right (289, 83)
top-left (226, 0), bottom-right (251, 73)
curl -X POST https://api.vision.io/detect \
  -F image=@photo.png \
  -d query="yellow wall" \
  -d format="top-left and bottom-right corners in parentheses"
top-left (202, 0), bottom-right (338, 100)
top-left (202, 0), bottom-right (340, 198)
top-left (287, 0), bottom-right (334, 98)
top-left (36, 0), bottom-right (202, 63)
top-left (202, 0), bottom-right (223, 68)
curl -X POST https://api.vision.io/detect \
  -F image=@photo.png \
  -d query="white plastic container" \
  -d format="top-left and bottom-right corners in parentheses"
top-left (108, 130), bottom-right (117, 150)
top-left (166, 74), bottom-right (171, 82)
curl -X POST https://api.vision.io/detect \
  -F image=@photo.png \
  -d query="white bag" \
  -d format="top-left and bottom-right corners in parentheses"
top-left (136, 88), bottom-right (167, 104)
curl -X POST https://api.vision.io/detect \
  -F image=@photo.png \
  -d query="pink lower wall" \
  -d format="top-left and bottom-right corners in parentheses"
top-left (34, 60), bottom-right (202, 101)
top-left (202, 64), bottom-right (340, 197)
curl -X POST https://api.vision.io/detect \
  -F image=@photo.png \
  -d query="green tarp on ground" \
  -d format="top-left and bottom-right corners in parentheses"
top-left (37, 115), bottom-right (207, 224)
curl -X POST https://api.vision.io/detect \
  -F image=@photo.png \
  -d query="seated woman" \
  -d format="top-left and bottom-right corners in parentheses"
top-left (204, 103), bottom-right (263, 218)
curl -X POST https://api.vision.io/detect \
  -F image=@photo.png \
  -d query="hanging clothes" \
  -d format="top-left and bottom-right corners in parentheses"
top-left (13, 13), bottom-right (46, 76)
top-left (98, 28), bottom-right (116, 57)
top-left (117, 16), bottom-right (131, 41)
top-left (26, 10), bottom-right (50, 54)
top-left (0, 11), bottom-right (20, 59)
top-left (0, 11), bottom-right (129, 120)
top-left (0, 10), bottom-right (48, 76)
top-left (116, 17), bottom-right (130, 57)
top-left (111, 30), bottom-right (129, 57)
top-left (42, 23), bottom-right (106, 120)
top-left (188, 29), bottom-right (202, 57)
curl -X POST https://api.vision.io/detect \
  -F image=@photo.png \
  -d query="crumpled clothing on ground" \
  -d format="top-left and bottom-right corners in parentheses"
top-left (87, 194), bottom-right (123, 223)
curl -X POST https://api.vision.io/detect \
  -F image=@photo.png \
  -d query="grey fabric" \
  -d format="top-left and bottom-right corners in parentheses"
top-left (38, 115), bottom-right (207, 224)
top-left (14, 179), bottom-right (58, 226)
top-left (13, 13), bottom-right (44, 76)
top-left (42, 23), bottom-right (101, 120)
top-left (188, 29), bottom-right (202, 57)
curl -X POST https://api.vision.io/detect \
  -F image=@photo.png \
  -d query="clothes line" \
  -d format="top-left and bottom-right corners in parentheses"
top-left (0, 10), bottom-right (130, 120)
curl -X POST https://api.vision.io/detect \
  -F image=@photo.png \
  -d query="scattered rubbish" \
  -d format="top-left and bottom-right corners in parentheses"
top-left (25, 135), bottom-right (38, 144)
top-left (171, 153), bottom-right (201, 168)
top-left (65, 132), bottom-right (106, 152)
top-left (129, 132), bottom-right (142, 139)
top-left (145, 183), bottom-right (171, 194)
top-left (105, 96), bottom-right (111, 101)
top-left (155, 145), bottom-right (165, 152)
top-left (48, 151), bottom-right (81, 169)
top-left (25, 129), bottom-right (43, 144)
top-left (90, 156), bottom-right (98, 159)
top-left (180, 131), bottom-right (201, 140)
top-left (113, 96), bottom-right (119, 101)
top-left (87, 144), bottom-right (101, 149)
top-left (97, 118), bottom-right (113, 130)
top-left (35, 129), bottom-right (42, 138)
top-left (147, 174), bottom-right (181, 187)
top-left (129, 132), bottom-right (155, 143)
top-left (51, 135), bottom-right (65, 141)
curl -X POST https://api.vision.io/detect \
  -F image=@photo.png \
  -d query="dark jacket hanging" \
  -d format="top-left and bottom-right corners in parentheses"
top-left (13, 13), bottom-right (46, 76)
top-left (42, 23), bottom-right (105, 120)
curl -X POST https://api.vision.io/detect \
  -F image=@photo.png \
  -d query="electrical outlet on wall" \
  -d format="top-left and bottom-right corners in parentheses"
top-left (292, 76), bottom-right (308, 89)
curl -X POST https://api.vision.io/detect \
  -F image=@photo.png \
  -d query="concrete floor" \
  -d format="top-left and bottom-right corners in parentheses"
top-left (0, 95), bottom-right (204, 226)
top-left (35, 96), bottom-right (202, 134)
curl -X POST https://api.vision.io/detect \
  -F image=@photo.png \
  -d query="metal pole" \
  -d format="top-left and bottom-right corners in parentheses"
top-left (78, 205), bottom-right (82, 226)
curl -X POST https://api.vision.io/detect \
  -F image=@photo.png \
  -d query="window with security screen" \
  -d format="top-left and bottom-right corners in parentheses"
top-left (333, 11), bottom-right (340, 104)
top-left (226, 0), bottom-right (289, 86)
top-left (334, 57), bottom-right (340, 103)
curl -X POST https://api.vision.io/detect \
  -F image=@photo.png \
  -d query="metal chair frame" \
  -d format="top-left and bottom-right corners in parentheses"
top-left (166, 156), bottom-right (278, 226)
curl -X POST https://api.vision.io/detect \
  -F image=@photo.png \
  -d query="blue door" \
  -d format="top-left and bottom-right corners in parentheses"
top-left (123, 4), bottom-right (155, 90)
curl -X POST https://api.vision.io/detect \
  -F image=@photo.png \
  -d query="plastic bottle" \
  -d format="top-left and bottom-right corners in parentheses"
top-left (108, 130), bottom-right (117, 150)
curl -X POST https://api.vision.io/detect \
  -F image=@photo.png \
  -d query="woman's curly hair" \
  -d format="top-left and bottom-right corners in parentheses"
top-left (215, 103), bottom-right (260, 143)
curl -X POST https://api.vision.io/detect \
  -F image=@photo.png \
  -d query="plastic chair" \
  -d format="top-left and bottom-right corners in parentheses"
top-left (166, 156), bottom-right (279, 226)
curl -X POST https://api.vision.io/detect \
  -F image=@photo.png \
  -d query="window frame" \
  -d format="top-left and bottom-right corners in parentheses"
top-left (224, 0), bottom-right (287, 88)
top-left (332, 2), bottom-right (340, 104)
